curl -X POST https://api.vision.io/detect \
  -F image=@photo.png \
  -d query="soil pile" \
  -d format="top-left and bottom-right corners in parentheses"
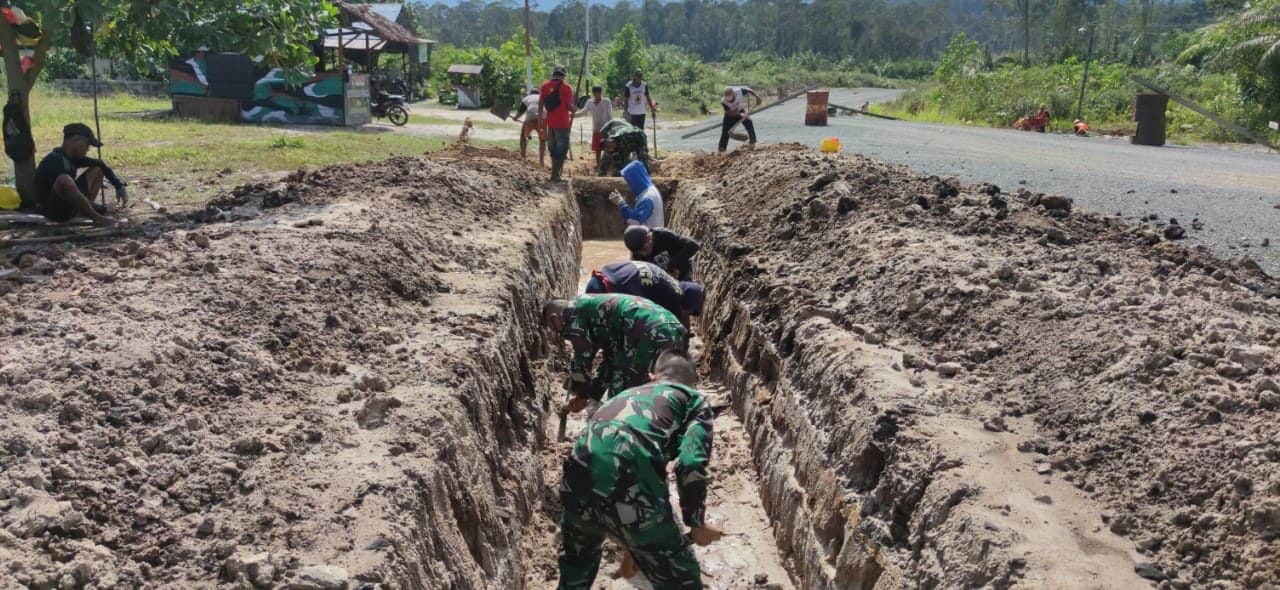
top-left (674, 145), bottom-right (1279, 588)
top-left (0, 154), bottom-right (578, 588)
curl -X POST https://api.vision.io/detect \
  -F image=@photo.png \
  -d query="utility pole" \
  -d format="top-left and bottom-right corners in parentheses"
top-left (584, 0), bottom-right (590, 83)
top-left (1075, 24), bottom-right (1095, 121)
top-left (524, 0), bottom-right (532, 93)
top-left (1022, 0), bottom-right (1030, 67)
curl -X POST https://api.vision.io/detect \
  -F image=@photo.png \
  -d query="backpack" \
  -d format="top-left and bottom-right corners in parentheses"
top-left (543, 81), bottom-right (562, 112)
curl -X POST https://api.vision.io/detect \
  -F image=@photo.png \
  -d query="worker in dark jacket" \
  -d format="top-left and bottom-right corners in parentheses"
top-left (623, 225), bottom-right (699, 281)
top-left (585, 260), bottom-right (705, 326)
top-left (33, 123), bottom-right (126, 225)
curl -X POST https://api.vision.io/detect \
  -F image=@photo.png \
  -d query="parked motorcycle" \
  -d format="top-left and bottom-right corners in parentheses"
top-left (372, 91), bottom-right (409, 126)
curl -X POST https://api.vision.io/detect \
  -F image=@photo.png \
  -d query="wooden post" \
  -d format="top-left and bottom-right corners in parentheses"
top-left (1129, 75), bottom-right (1278, 151)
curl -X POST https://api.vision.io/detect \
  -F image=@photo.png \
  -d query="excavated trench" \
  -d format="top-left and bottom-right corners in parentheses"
top-left (13, 150), bottom-right (1268, 589)
top-left (556, 161), bottom-right (1153, 590)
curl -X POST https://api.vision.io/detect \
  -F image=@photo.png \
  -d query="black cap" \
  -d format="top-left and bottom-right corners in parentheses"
top-left (552, 66), bottom-right (566, 78)
top-left (63, 123), bottom-right (102, 147)
top-left (623, 225), bottom-right (650, 251)
top-left (592, 85), bottom-right (603, 93)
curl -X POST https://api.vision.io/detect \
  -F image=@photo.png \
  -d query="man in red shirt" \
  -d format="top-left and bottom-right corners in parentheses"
top-left (539, 65), bottom-right (575, 182)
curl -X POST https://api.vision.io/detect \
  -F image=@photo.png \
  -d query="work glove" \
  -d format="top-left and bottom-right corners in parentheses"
top-left (115, 185), bottom-right (129, 207)
top-left (608, 190), bottom-right (625, 207)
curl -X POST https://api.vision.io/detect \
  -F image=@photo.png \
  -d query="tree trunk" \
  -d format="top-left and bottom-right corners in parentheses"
top-left (0, 17), bottom-right (49, 207)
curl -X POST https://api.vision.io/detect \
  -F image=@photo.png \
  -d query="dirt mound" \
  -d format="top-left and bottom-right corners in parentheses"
top-left (674, 146), bottom-right (1279, 588)
top-left (0, 153), bottom-right (577, 588)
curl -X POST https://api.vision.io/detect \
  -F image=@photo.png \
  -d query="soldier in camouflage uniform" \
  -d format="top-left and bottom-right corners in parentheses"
top-left (557, 351), bottom-right (719, 590)
top-left (596, 119), bottom-right (650, 177)
top-left (543, 294), bottom-right (688, 405)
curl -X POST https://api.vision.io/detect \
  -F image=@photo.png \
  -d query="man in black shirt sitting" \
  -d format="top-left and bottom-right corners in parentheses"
top-left (33, 123), bottom-right (126, 225)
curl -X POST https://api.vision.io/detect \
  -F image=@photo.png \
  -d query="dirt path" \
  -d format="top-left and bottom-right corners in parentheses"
top-left (527, 239), bottom-right (794, 590)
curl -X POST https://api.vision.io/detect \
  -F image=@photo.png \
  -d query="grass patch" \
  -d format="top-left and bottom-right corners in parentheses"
top-left (268, 136), bottom-right (307, 149)
top-left (19, 89), bottom-right (514, 205)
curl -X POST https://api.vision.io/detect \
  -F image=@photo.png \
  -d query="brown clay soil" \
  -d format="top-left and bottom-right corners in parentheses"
top-left (3, 140), bottom-right (1279, 590)
top-left (0, 148), bottom-right (578, 589)
top-left (670, 145), bottom-right (1280, 589)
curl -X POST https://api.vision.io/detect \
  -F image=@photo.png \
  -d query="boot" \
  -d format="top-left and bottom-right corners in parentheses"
top-left (550, 159), bottom-right (564, 182)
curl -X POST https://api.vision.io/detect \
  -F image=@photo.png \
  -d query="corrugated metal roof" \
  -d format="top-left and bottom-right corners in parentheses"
top-left (448, 64), bottom-right (484, 75)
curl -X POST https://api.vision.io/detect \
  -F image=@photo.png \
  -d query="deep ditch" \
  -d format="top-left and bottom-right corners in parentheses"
top-left (4, 148), bottom-right (1276, 589)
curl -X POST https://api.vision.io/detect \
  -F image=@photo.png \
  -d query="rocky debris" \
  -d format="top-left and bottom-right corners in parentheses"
top-left (224, 552), bottom-right (277, 589)
top-left (982, 415), bottom-right (1008, 432)
top-left (1164, 220), bottom-right (1186, 240)
top-left (1036, 194), bottom-right (1073, 212)
top-left (1134, 562), bottom-right (1167, 581)
top-left (355, 395), bottom-right (403, 429)
top-left (289, 565), bottom-right (349, 590)
top-left (4, 491), bottom-right (83, 538)
top-left (355, 373), bottom-right (390, 393)
top-left (1227, 345), bottom-right (1272, 373)
top-left (937, 361), bottom-right (963, 377)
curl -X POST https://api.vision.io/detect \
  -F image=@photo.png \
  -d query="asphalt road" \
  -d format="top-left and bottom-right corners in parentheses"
top-left (658, 88), bottom-right (1280, 275)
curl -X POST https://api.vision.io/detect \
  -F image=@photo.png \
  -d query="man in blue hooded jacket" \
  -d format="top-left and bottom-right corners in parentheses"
top-left (609, 160), bottom-right (664, 228)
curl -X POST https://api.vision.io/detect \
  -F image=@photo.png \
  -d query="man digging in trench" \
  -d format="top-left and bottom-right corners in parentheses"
top-left (543, 293), bottom-right (688, 408)
top-left (585, 260), bottom-right (705, 328)
top-left (557, 350), bottom-right (722, 589)
top-left (624, 225), bottom-right (700, 281)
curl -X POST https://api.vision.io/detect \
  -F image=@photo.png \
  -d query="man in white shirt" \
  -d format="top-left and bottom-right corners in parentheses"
top-left (512, 90), bottom-right (547, 166)
top-left (582, 85), bottom-right (613, 166)
top-left (718, 86), bottom-right (761, 153)
top-left (623, 71), bottom-right (658, 130)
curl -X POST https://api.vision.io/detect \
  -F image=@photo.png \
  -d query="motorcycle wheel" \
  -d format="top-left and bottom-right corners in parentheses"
top-left (387, 105), bottom-right (409, 127)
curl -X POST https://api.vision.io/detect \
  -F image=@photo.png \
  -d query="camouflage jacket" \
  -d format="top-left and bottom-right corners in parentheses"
top-left (560, 294), bottom-right (686, 400)
top-left (569, 382), bottom-right (714, 527)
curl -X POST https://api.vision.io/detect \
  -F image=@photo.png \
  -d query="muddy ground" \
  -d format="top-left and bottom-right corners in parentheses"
top-left (2, 141), bottom-right (1278, 590)
top-left (672, 145), bottom-right (1280, 589)
top-left (0, 149), bottom-right (577, 589)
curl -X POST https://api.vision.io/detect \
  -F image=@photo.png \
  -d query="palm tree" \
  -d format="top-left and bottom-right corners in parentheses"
top-left (1185, 0), bottom-right (1280, 83)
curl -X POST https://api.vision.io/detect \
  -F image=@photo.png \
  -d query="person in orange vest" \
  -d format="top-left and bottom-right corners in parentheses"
top-left (1073, 119), bottom-right (1090, 136)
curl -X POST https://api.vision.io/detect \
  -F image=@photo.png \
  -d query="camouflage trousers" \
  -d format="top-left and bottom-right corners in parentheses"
top-left (557, 455), bottom-right (702, 589)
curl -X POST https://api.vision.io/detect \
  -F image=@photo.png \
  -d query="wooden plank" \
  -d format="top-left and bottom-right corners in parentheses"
top-left (1129, 75), bottom-right (1277, 152)
top-left (828, 102), bottom-right (901, 121)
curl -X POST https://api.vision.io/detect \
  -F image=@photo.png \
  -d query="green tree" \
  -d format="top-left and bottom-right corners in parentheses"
top-left (473, 30), bottom-right (547, 110)
top-left (0, 0), bottom-right (336, 202)
top-left (1182, 0), bottom-right (1280, 118)
top-left (606, 23), bottom-right (648, 97)
top-left (935, 33), bottom-right (985, 83)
